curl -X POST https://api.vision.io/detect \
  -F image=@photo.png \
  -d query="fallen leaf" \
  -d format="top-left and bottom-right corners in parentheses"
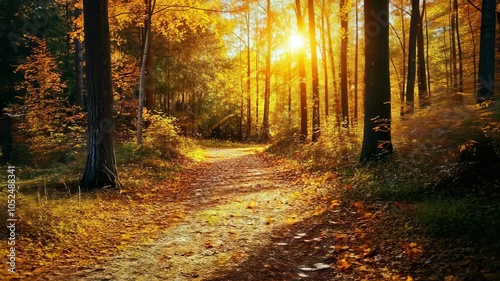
top-left (336, 259), bottom-right (352, 271)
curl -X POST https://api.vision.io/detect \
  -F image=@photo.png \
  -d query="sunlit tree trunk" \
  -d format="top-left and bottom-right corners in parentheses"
top-left (424, 0), bottom-right (431, 98)
top-left (354, 0), bottom-right (359, 125)
top-left (326, 14), bottom-right (340, 129)
top-left (453, 0), bottom-right (463, 93)
top-left (360, 0), bottom-right (393, 162)
top-left (405, 0), bottom-right (418, 115)
top-left (417, 4), bottom-right (429, 108)
top-left (340, 0), bottom-right (349, 127)
top-left (450, 0), bottom-right (458, 91)
top-left (137, 0), bottom-right (155, 145)
top-left (260, 0), bottom-right (271, 142)
top-left (81, 0), bottom-right (119, 190)
top-left (476, 0), bottom-right (496, 101)
top-left (308, 0), bottom-right (320, 142)
top-left (246, 0), bottom-right (251, 137)
top-left (295, 0), bottom-right (308, 141)
top-left (400, 0), bottom-right (406, 116)
top-left (467, 1), bottom-right (477, 94)
top-left (321, 0), bottom-right (329, 120)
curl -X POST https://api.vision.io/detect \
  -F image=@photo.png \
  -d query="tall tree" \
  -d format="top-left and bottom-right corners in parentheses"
top-left (405, 0), bottom-right (419, 114)
top-left (417, 3), bottom-right (429, 107)
top-left (74, 3), bottom-right (84, 108)
top-left (453, 0), bottom-right (463, 92)
top-left (476, 0), bottom-right (496, 102)
top-left (360, 0), bottom-right (393, 162)
top-left (321, 0), bottom-right (329, 120)
top-left (326, 14), bottom-right (340, 128)
top-left (246, 0), bottom-right (251, 137)
top-left (81, 0), bottom-right (120, 189)
top-left (353, 0), bottom-right (359, 125)
top-left (137, 0), bottom-right (155, 145)
top-left (340, 0), bottom-right (349, 127)
top-left (295, 0), bottom-right (308, 141)
top-left (260, 0), bottom-right (271, 142)
top-left (308, 0), bottom-right (320, 142)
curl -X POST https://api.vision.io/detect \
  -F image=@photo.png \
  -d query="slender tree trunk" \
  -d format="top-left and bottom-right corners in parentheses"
top-left (321, 0), bottom-right (329, 120)
top-left (476, 0), bottom-right (496, 101)
top-left (260, 0), bottom-right (271, 142)
top-left (340, 0), bottom-right (349, 127)
top-left (443, 22), bottom-right (450, 90)
top-left (400, 0), bottom-right (406, 116)
top-left (145, 38), bottom-right (154, 110)
top-left (326, 15), bottom-right (340, 128)
top-left (417, 4), bottom-right (429, 108)
top-left (137, 0), bottom-right (154, 145)
top-left (450, 0), bottom-right (458, 91)
top-left (467, 1), bottom-right (477, 94)
top-left (74, 6), bottom-right (84, 108)
top-left (295, 0), bottom-right (308, 141)
top-left (246, 2), bottom-right (252, 137)
top-left (453, 0), bottom-right (463, 92)
top-left (354, 0), bottom-right (359, 125)
top-left (308, 0), bottom-right (320, 142)
top-left (405, 0), bottom-right (419, 114)
top-left (424, 0), bottom-right (431, 98)
top-left (81, 0), bottom-right (119, 190)
top-left (360, 0), bottom-right (393, 162)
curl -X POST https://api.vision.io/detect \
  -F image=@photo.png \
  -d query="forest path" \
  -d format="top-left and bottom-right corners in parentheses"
top-left (69, 146), bottom-right (306, 280)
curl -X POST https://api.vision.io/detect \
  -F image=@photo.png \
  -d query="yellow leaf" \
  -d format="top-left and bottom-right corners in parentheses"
top-left (336, 259), bottom-right (352, 271)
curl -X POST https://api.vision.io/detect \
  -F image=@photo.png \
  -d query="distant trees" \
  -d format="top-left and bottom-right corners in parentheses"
top-left (360, 0), bottom-right (393, 162)
top-left (80, 0), bottom-right (119, 189)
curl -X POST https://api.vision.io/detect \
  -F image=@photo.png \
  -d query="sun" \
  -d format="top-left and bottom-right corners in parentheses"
top-left (289, 34), bottom-right (304, 50)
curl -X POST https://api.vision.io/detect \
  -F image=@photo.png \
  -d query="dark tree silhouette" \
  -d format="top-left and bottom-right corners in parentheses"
top-left (308, 0), bottom-right (320, 142)
top-left (476, 0), bottom-right (496, 102)
top-left (360, 0), bottom-right (393, 162)
top-left (81, 0), bottom-right (120, 190)
top-left (295, 0), bottom-right (308, 141)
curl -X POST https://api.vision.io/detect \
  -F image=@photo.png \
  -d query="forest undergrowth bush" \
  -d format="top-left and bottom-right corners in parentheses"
top-left (269, 101), bottom-right (500, 242)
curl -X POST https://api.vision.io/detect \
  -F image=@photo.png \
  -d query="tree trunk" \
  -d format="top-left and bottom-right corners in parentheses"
top-left (74, 6), bottom-right (84, 108)
top-left (81, 0), bottom-right (119, 190)
top-left (467, 1), bottom-right (477, 94)
top-left (295, 0), bottom-right (308, 141)
top-left (424, 0), bottom-right (431, 98)
top-left (400, 0), bottom-right (406, 116)
top-left (137, 0), bottom-right (154, 145)
top-left (405, 0), bottom-right (419, 114)
top-left (326, 14), bottom-right (340, 129)
top-left (145, 38), bottom-right (154, 110)
top-left (354, 0), bottom-right (359, 125)
top-left (417, 4), bottom-right (429, 108)
top-left (340, 0), bottom-right (349, 127)
top-left (321, 0), bottom-right (329, 120)
top-left (476, 0), bottom-right (496, 101)
top-left (360, 0), bottom-right (393, 162)
top-left (453, 0), bottom-right (463, 92)
top-left (450, 0), bottom-right (458, 91)
top-left (308, 0), bottom-right (320, 142)
top-left (260, 0), bottom-right (271, 142)
top-left (246, 2), bottom-right (252, 137)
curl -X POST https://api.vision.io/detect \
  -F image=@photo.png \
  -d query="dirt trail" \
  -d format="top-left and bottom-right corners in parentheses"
top-left (69, 147), bottom-right (305, 281)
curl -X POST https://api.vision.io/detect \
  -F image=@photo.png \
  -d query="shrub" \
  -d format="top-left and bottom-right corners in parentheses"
top-left (142, 110), bottom-right (181, 159)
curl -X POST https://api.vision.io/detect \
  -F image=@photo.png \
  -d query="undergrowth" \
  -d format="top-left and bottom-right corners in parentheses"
top-left (267, 99), bottom-right (500, 244)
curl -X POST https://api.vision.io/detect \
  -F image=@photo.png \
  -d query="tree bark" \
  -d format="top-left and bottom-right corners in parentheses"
top-left (308, 0), bottom-right (320, 142)
top-left (340, 0), bottom-right (349, 127)
top-left (476, 0), bottom-right (496, 101)
top-left (405, 0), bottom-right (419, 114)
top-left (295, 0), bottom-right (308, 141)
top-left (360, 0), bottom-right (393, 162)
top-left (81, 0), bottom-right (119, 190)
top-left (417, 3), bottom-right (429, 108)
top-left (453, 0), bottom-right (463, 92)
top-left (321, 0), bottom-right (329, 120)
top-left (260, 0), bottom-right (271, 142)
top-left (246, 3), bottom-right (252, 137)
top-left (326, 14), bottom-right (340, 129)
top-left (74, 6), bottom-right (84, 108)
top-left (354, 0), bottom-right (359, 125)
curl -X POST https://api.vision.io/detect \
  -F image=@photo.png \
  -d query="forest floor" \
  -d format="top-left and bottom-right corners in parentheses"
top-left (2, 146), bottom-right (500, 280)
